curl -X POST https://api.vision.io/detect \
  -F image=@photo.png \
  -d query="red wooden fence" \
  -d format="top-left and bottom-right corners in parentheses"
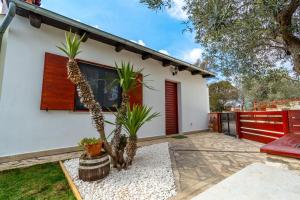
top-left (260, 110), bottom-right (300, 159)
top-left (236, 111), bottom-right (289, 144)
top-left (209, 113), bottom-right (221, 133)
top-left (288, 110), bottom-right (300, 134)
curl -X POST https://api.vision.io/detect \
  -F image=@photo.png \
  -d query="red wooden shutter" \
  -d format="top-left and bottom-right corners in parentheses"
top-left (129, 73), bottom-right (143, 108)
top-left (40, 52), bottom-right (75, 110)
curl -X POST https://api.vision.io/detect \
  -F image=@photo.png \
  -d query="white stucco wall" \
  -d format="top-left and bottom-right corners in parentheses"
top-left (0, 1), bottom-right (8, 15)
top-left (0, 16), bottom-right (210, 157)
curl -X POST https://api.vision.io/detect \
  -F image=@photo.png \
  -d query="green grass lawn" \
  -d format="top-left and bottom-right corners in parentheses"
top-left (0, 162), bottom-right (76, 200)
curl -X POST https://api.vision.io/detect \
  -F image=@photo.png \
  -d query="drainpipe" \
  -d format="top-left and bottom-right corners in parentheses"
top-left (0, 2), bottom-right (16, 52)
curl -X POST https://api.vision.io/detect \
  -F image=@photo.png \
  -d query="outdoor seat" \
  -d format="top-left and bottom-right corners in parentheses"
top-left (260, 133), bottom-right (300, 159)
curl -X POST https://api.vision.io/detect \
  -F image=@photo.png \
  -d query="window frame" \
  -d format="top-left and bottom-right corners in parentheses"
top-left (74, 59), bottom-right (121, 112)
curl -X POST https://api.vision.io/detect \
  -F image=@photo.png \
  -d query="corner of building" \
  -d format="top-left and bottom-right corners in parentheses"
top-left (0, 18), bottom-right (8, 101)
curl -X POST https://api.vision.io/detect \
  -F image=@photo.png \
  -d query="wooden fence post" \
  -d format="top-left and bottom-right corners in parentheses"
top-left (218, 112), bottom-right (222, 133)
top-left (282, 110), bottom-right (289, 135)
top-left (236, 112), bottom-right (241, 139)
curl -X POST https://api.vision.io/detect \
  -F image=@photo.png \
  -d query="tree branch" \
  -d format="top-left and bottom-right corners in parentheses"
top-left (277, 0), bottom-right (300, 43)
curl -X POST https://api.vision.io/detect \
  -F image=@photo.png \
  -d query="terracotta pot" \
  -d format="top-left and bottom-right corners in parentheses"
top-left (84, 141), bottom-right (103, 157)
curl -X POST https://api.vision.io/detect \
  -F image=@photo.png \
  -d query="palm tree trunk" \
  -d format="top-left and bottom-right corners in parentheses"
top-left (66, 59), bottom-right (113, 156)
top-left (125, 136), bottom-right (138, 167)
top-left (111, 93), bottom-right (129, 167)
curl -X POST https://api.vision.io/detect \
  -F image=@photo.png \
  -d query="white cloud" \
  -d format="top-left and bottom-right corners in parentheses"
top-left (183, 48), bottom-right (203, 63)
top-left (159, 49), bottom-right (170, 55)
top-left (93, 25), bottom-right (100, 29)
top-left (167, 0), bottom-right (188, 21)
top-left (130, 39), bottom-right (146, 46)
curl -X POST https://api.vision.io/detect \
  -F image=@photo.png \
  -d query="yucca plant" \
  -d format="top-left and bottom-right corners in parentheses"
top-left (58, 31), bottom-right (158, 170)
top-left (115, 62), bottom-right (141, 93)
top-left (118, 104), bottom-right (159, 166)
top-left (58, 31), bottom-right (112, 157)
top-left (57, 32), bottom-right (83, 59)
top-left (119, 104), bottom-right (159, 138)
top-left (110, 62), bottom-right (141, 166)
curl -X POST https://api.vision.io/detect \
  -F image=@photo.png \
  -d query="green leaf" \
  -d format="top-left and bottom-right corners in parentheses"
top-left (118, 104), bottom-right (160, 138)
top-left (57, 31), bottom-right (83, 59)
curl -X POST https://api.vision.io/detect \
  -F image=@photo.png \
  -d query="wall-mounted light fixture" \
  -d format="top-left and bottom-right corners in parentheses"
top-left (170, 66), bottom-right (179, 76)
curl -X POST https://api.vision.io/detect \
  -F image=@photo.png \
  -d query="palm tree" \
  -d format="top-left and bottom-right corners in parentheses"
top-left (110, 63), bottom-right (141, 167)
top-left (58, 31), bottom-right (159, 169)
top-left (118, 104), bottom-right (159, 166)
top-left (58, 32), bottom-right (113, 156)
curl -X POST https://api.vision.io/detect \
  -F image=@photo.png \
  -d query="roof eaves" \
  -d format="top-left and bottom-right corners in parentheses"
top-left (9, 0), bottom-right (215, 77)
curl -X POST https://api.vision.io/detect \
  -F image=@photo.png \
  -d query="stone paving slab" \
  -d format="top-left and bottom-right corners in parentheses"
top-left (171, 176), bottom-right (221, 200)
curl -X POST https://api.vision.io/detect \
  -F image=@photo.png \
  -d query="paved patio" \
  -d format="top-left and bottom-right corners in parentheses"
top-left (169, 133), bottom-right (300, 199)
top-left (1, 132), bottom-right (300, 199)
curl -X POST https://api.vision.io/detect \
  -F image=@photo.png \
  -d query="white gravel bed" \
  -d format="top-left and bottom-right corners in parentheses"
top-left (64, 142), bottom-right (177, 200)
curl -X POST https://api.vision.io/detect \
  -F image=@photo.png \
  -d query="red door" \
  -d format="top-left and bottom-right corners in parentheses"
top-left (165, 81), bottom-right (178, 135)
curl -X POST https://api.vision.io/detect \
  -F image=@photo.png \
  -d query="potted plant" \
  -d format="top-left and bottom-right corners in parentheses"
top-left (79, 137), bottom-right (103, 157)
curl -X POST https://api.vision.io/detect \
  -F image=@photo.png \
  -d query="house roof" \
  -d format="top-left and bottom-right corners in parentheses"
top-left (6, 0), bottom-right (215, 78)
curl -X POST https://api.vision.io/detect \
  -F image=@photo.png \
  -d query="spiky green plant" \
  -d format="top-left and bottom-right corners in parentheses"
top-left (120, 104), bottom-right (159, 139)
top-left (115, 62), bottom-right (140, 93)
top-left (118, 104), bottom-right (159, 166)
top-left (111, 62), bottom-right (154, 93)
top-left (57, 31), bottom-right (84, 59)
top-left (57, 31), bottom-right (112, 161)
top-left (57, 31), bottom-right (158, 169)
top-left (110, 62), bottom-right (141, 166)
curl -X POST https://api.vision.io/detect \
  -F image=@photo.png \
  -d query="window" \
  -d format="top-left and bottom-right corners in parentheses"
top-left (41, 53), bottom-right (141, 111)
top-left (75, 62), bottom-right (122, 111)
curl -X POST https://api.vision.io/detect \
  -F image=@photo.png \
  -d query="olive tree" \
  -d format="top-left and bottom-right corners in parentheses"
top-left (141, 0), bottom-right (300, 76)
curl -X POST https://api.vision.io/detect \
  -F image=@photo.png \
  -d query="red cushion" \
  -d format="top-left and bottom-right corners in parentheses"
top-left (260, 134), bottom-right (300, 159)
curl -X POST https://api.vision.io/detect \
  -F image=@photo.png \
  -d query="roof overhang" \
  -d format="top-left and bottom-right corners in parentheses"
top-left (7, 0), bottom-right (215, 78)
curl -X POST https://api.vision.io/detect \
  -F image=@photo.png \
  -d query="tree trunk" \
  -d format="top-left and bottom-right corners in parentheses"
top-left (277, 0), bottom-right (300, 74)
top-left (125, 136), bottom-right (138, 167)
top-left (66, 58), bottom-right (137, 170)
top-left (66, 59), bottom-right (113, 158)
top-left (111, 93), bottom-right (129, 168)
top-left (241, 96), bottom-right (245, 111)
top-left (286, 43), bottom-right (300, 74)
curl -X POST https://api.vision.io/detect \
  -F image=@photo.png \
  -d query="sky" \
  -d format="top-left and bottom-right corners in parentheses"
top-left (41, 0), bottom-right (203, 64)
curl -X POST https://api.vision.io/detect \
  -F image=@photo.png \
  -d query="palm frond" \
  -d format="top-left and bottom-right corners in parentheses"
top-left (118, 104), bottom-right (160, 138)
top-left (114, 62), bottom-right (156, 93)
top-left (115, 62), bottom-right (137, 93)
top-left (57, 31), bottom-right (85, 59)
top-left (104, 120), bottom-right (116, 126)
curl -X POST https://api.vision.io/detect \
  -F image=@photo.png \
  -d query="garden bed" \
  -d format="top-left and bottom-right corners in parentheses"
top-left (63, 142), bottom-right (177, 200)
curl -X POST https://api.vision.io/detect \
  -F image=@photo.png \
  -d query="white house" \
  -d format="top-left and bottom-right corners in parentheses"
top-left (0, 0), bottom-right (214, 161)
